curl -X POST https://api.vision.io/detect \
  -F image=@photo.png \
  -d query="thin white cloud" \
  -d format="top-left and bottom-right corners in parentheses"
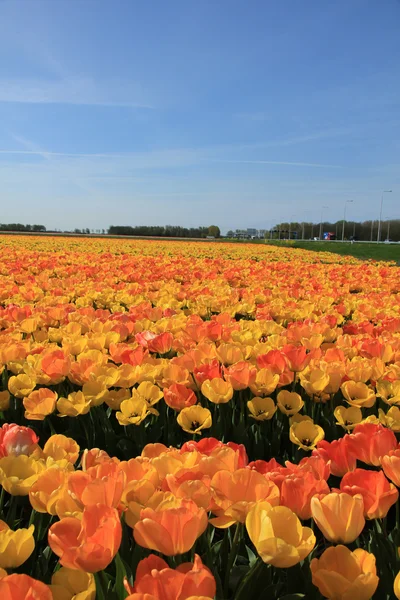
top-left (214, 159), bottom-right (342, 169)
top-left (0, 77), bottom-right (152, 108)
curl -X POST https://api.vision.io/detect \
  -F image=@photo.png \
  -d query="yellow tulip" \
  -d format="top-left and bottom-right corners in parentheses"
top-left (0, 455), bottom-right (45, 495)
top-left (8, 374), bottom-right (36, 398)
top-left (246, 502), bottom-right (315, 568)
top-left (0, 521), bottom-right (35, 568)
top-left (277, 390), bottom-right (304, 415)
top-left (201, 378), bottom-right (233, 404)
top-left (177, 405), bottom-right (212, 435)
top-left (117, 397), bottom-right (151, 426)
top-left (341, 381), bottom-right (376, 409)
top-left (334, 405), bottom-right (363, 431)
top-left (310, 492), bottom-right (365, 544)
top-left (289, 419), bottom-right (325, 451)
top-left (50, 566), bottom-right (96, 600)
top-left (57, 391), bottom-right (92, 417)
top-left (247, 397), bottom-right (276, 421)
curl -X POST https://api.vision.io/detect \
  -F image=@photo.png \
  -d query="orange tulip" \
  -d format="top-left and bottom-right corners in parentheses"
top-left (280, 471), bottom-right (329, 520)
top-left (48, 504), bottom-right (122, 571)
top-left (210, 468), bottom-right (280, 527)
top-left (340, 468), bottom-right (399, 519)
top-left (134, 496), bottom-right (207, 555)
top-left (42, 434), bottom-right (80, 463)
top-left (164, 383), bottom-right (197, 411)
top-left (23, 388), bottom-right (57, 420)
top-left (0, 574), bottom-right (53, 599)
top-left (129, 553), bottom-right (216, 600)
top-left (282, 344), bottom-right (310, 372)
top-left (310, 546), bottom-right (379, 600)
top-left (67, 462), bottom-right (126, 509)
top-left (223, 361), bottom-right (256, 390)
top-left (381, 448), bottom-right (400, 487)
top-left (313, 437), bottom-right (357, 477)
top-left (41, 349), bottom-right (71, 383)
top-left (163, 471), bottom-right (212, 510)
top-left (347, 423), bottom-right (397, 466)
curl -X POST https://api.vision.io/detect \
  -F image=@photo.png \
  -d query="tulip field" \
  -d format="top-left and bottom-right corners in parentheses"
top-left (1, 235), bottom-right (400, 600)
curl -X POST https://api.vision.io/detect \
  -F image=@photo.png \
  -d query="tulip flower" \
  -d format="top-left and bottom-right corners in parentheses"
top-left (201, 378), bottom-right (233, 404)
top-left (310, 546), bottom-right (379, 600)
top-left (67, 462), bottom-right (126, 509)
top-left (379, 406), bottom-right (400, 431)
top-left (346, 422), bottom-right (397, 466)
top-left (129, 554), bottom-right (216, 600)
top-left (282, 345), bottom-right (310, 373)
top-left (223, 361), bottom-right (256, 390)
top-left (116, 397), bottom-right (151, 426)
top-left (48, 504), bottom-right (122, 572)
top-left (133, 381), bottom-right (164, 409)
top-left (289, 419), bottom-right (325, 451)
top-left (246, 502), bottom-right (315, 567)
top-left (280, 471), bottom-right (329, 520)
top-left (311, 492), bottom-right (365, 544)
top-left (134, 496), bottom-right (208, 555)
top-left (42, 434), bottom-right (80, 464)
top-left (8, 374), bottom-right (36, 398)
top-left (164, 384), bottom-right (197, 411)
top-left (23, 388), bottom-right (57, 420)
top-left (0, 454), bottom-right (45, 495)
top-left (249, 368), bottom-right (280, 397)
top-left (334, 406), bottom-right (363, 432)
top-left (376, 380), bottom-right (400, 406)
top-left (299, 367), bottom-right (330, 397)
top-left (381, 448), bottom-right (400, 487)
top-left (0, 574), bottom-right (53, 599)
top-left (0, 423), bottom-right (39, 457)
top-left (57, 391), bottom-right (92, 417)
top-left (41, 349), bottom-right (71, 383)
top-left (177, 406), bottom-right (212, 435)
top-left (210, 468), bottom-right (280, 527)
top-left (313, 437), bottom-right (357, 477)
top-left (341, 381), bottom-right (376, 408)
top-left (247, 396), bottom-right (276, 421)
top-left (0, 521), bottom-right (35, 569)
top-left (340, 468), bottom-right (399, 519)
top-left (50, 566), bottom-right (95, 600)
top-left (277, 390), bottom-right (304, 415)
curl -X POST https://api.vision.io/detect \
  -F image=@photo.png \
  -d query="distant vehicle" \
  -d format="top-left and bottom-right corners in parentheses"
top-left (323, 232), bottom-right (336, 240)
top-left (384, 239), bottom-right (393, 243)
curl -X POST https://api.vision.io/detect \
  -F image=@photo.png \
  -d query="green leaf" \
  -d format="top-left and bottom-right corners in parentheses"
top-left (114, 552), bottom-right (129, 599)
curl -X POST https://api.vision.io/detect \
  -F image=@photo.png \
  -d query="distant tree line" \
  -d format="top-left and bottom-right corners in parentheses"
top-left (0, 223), bottom-right (46, 232)
top-left (270, 220), bottom-right (400, 242)
top-left (108, 225), bottom-right (221, 238)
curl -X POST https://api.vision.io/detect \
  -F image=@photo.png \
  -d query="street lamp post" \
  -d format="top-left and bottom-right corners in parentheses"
top-left (377, 190), bottom-right (392, 243)
top-left (387, 219), bottom-right (391, 241)
top-left (319, 206), bottom-right (329, 240)
top-left (342, 200), bottom-right (353, 241)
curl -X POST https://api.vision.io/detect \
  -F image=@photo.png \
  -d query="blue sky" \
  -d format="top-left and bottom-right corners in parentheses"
top-left (0, 0), bottom-right (399, 232)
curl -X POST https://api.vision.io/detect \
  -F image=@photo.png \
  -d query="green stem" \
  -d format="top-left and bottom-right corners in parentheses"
top-left (224, 523), bottom-right (243, 598)
top-left (94, 571), bottom-right (108, 600)
top-left (233, 559), bottom-right (266, 600)
top-left (0, 486), bottom-right (5, 518)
